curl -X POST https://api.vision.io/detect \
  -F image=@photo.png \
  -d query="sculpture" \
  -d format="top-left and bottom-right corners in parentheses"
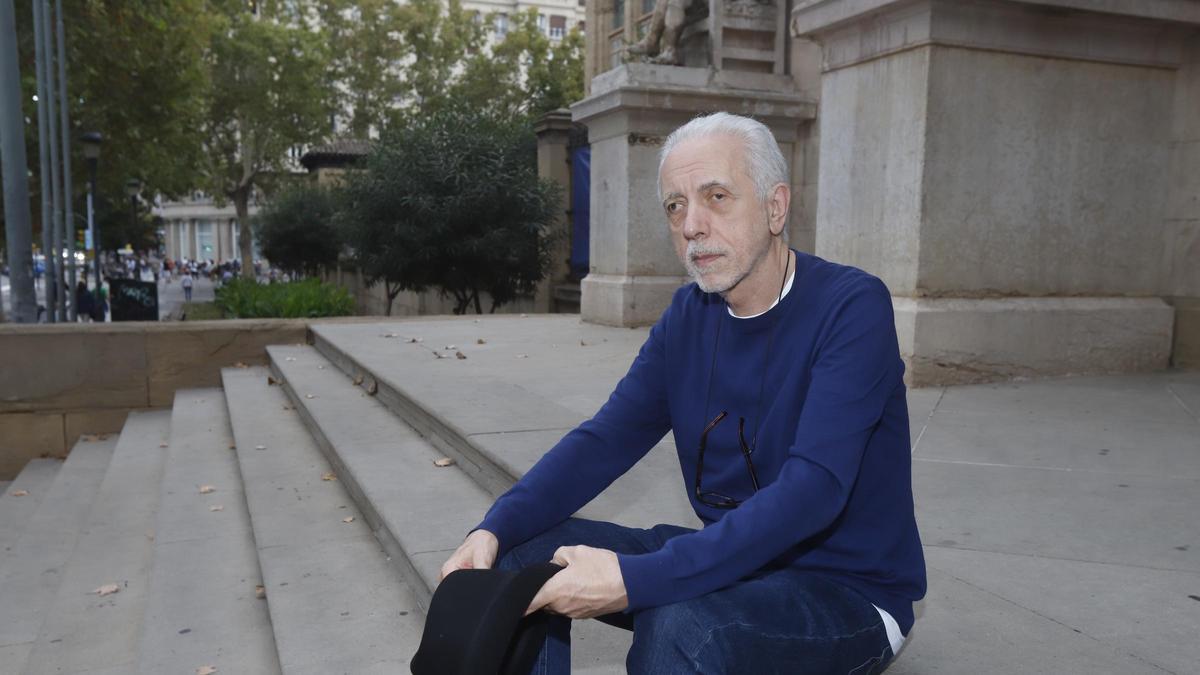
top-left (626, 0), bottom-right (698, 65)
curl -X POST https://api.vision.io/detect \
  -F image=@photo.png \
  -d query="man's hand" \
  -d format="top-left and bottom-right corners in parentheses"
top-left (439, 529), bottom-right (499, 582)
top-left (525, 545), bottom-right (628, 620)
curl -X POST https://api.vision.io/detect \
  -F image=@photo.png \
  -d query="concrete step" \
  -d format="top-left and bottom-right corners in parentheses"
top-left (222, 365), bottom-right (425, 674)
top-left (310, 320), bottom-right (699, 530)
top-left (0, 459), bottom-right (63, 558)
top-left (21, 410), bottom-right (171, 675)
top-left (269, 344), bottom-right (630, 674)
top-left (137, 389), bottom-right (279, 675)
top-left (0, 437), bottom-right (117, 670)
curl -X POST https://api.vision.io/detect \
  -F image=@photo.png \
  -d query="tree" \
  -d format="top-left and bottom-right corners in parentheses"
top-left (9, 0), bottom-right (213, 246)
top-left (257, 184), bottom-right (341, 277)
top-left (339, 108), bottom-right (559, 316)
top-left (314, 0), bottom-right (409, 137)
top-left (201, 2), bottom-right (334, 278)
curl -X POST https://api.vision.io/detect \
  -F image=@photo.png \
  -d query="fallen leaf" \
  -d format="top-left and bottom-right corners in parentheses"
top-left (367, 380), bottom-right (379, 396)
top-left (445, 344), bottom-right (457, 350)
top-left (199, 485), bottom-right (215, 494)
top-left (352, 374), bottom-right (364, 385)
top-left (520, 313), bottom-right (528, 318)
top-left (228, 444), bottom-right (236, 450)
top-left (404, 337), bottom-right (418, 343)
top-left (209, 504), bottom-right (224, 512)
top-left (97, 433), bottom-right (110, 440)
top-left (94, 583), bottom-right (120, 597)
top-left (159, 442), bottom-right (169, 448)
top-left (234, 362), bottom-right (249, 368)
top-left (580, 340), bottom-right (589, 347)
top-left (81, 433), bottom-right (99, 442)
top-left (255, 445), bottom-right (266, 451)
top-left (321, 472), bottom-right (336, 481)
top-left (305, 394), bottom-right (315, 399)
top-left (434, 352), bottom-right (447, 359)
top-left (255, 585), bottom-right (266, 599)
top-left (517, 354), bottom-right (528, 359)
top-left (267, 376), bottom-right (280, 386)
top-left (455, 351), bottom-right (467, 360)
top-left (317, 364), bottom-right (325, 370)
top-left (196, 667), bottom-right (217, 675)
top-left (381, 332), bottom-right (399, 338)
top-left (11, 490), bottom-right (29, 497)
top-left (476, 338), bottom-right (487, 345)
top-left (434, 457), bottom-right (456, 467)
top-left (285, 356), bottom-right (297, 361)
top-left (342, 516), bottom-right (355, 523)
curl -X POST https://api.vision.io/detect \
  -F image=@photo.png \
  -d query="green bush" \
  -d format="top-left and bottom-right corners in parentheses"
top-left (215, 278), bottom-right (355, 319)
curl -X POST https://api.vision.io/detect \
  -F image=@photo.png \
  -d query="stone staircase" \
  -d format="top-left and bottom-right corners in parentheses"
top-left (0, 320), bottom-right (659, 675)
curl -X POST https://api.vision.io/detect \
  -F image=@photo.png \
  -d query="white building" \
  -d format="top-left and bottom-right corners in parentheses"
top-left (157, 191), bottom-right (260, 264)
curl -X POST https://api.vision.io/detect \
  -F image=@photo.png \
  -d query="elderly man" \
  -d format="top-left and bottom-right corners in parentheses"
top-left (441, 112), bottom-right (926, 674)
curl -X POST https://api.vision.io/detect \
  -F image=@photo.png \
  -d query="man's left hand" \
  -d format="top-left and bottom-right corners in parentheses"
top-left (525, 545), bottom-right (629, 620)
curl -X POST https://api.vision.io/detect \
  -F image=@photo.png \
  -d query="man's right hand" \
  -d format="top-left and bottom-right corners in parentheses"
top-left (439, 529), bottom-right (500, 582)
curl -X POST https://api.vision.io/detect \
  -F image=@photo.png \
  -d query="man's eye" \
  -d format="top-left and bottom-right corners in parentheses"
top-left (712, 193), bottom-right (726, 201)
top-left (666, 202), bottom-right (682, 214)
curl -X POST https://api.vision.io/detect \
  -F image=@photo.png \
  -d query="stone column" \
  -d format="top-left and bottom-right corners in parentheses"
top-left (793, 0), bottom-right (1198, 385)
top-left (572, 63), bottom-right (815, 327)
top-left (533, 109), bottom-right (575, 313)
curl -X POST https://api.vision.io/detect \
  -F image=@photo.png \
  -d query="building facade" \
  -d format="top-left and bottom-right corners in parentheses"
top-left (157, 192), bottom-right (259, 264)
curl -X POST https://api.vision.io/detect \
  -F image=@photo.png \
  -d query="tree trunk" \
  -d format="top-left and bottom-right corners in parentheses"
top-left (386, 282), bottom-right (399, 316)
top-left (234, 186), bottom-right (254, 279)
top-left (472, 290), bottom-right (482, 315)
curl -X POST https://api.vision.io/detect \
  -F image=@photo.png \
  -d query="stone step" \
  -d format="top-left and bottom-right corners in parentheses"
top-left (0, 459), bottom-right (63, 558)
top-left (137, 389), bottom-right (279, 675)
top-left (0, 437), bottom-right (117, 670)
top-left (309, 320), bottom-right (699, 532)
top-left (268, 344), bottom-right (630, 674)
top-left (21, 410), bottom-right (171, 675)
top-left (221, 365), bottom-right (425, 674)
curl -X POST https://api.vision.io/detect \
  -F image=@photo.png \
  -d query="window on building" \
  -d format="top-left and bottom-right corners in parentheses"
top-left (538, 13), bottom-right (548, 33)
top-left (550, 15), bottom-right (566, 40)
top-left (613, 0), bottom-right (624, 29)
top-left (495, 13), bottom-right (508, 35)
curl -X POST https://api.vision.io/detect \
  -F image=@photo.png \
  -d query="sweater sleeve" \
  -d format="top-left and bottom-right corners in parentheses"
top-left (618, 277), bottom-right (903, 611)
top-left (476, 309), bottom-right (673, 554)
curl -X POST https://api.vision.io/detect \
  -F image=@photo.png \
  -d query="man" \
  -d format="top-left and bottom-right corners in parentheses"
top-left (441, 112), bottom-right (926, 674)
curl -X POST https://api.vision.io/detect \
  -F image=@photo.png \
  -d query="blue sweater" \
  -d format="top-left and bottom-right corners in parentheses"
top-left (479, 250), bottom-right (927, 633)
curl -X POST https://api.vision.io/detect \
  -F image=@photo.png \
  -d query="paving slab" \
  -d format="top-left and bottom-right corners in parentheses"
top-left (222, 366), bottom-right (424, 673)
top-left (137, 389), bottom-right (277, 675)
top-left (0, 437), bottom-right (115, 664)
top-left (0, 458), bottom-right (62, 556)
top-left (269, 344), bottom-right (632, 673)
top-left (20, 410), bottom-right (170, 675)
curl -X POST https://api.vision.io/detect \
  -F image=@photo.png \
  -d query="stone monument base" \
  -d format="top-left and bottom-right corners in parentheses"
top-left (894, 297), bottom-right (1175, 387)
top-left (581, 273), bottom-right (690, 328)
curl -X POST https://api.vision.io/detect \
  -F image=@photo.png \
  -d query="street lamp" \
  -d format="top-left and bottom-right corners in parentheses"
top-left (124, 177), bottom-right (141, 278)
top-left (80, 131), bottom-right (101, 287)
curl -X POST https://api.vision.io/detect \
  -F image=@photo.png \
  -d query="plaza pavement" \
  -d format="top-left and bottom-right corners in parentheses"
top-left (308, 315), bottom-right (1200, 674)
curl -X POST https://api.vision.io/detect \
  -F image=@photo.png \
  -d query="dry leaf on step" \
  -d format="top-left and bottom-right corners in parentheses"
top-left (267, 376), bottom-right (280, 386)
top-left (228, 443), bottom-right (236, 450)
top-left (352, 374), bottom-right (364, 385)
top-left (255, 445), bottom-right (266, 451)
top-left (455, 351), bottom-right (467, 360)
top-left (11, 490), bottom-right (28, 497)
top-left (305, 394), bottom-right (315, 399)
top-left (209, 505), bottom-right (224, 512)
top-left (434, 457), bottom-right (456, 468)
top-left (380, 332), bottom-right (399, 338)
top-left (199, 485), bottom-right (215, 494)
top-left (317, 365), bottom-right (325, 370)
top-left (342, 516), bottom-right (355, 523)
top-left (285, 356), bottom-right (297, 361)
top-left (476, 338), bottom-right (487, 345)
top-left (255, 585), bottom-right (266, 599)
top-left (234, 362), bottom-right (249, 368)
top-left (196, 667), bottom-right (217, 675)
top-left (321, 472), bottom-right (336, 481)
top-left (367, 380), bottom-right (378, 396)
top-left (94, 583), bottom-right (120, 597)
top-left (434, 352), bottom-right (446, 359)
top-left (516, 354), bottom-right (528, 359)
top-left (159, 442), bottom-right (169, 448)
top-left (445, 344), bottom-right (457, 350)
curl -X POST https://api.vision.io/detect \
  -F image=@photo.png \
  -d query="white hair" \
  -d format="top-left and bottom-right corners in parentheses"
top-left (658, 112), bottom-right (789, 204)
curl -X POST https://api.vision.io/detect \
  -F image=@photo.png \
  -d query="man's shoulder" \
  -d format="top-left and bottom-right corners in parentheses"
top-left (797, 251), bottom-right (890, 302)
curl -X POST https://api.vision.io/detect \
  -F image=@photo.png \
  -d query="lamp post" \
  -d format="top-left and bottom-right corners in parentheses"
top-left (81, 131), bottom-right (101, 288)
top-left (125, 177), bottom-right (141, 278)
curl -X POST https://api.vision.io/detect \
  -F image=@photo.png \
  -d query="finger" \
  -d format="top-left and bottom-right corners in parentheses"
top-left (550, 546), bottom-right (573, 566)
top-left (524, 583), bottom-right (555, 617)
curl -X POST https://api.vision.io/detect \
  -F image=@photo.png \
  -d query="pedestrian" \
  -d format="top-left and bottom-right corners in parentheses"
top-left (181, 273), bottom-right (193, 302)
top-left (75, 281), bottom-right (94, 322)
top-left (91, 280), bottom-right (108, 322)
top-left (440, 113), bottom-right (925, 674)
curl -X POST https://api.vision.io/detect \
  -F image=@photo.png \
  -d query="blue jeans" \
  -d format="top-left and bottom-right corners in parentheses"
top-left (497, 517), bottom-right (895, 675)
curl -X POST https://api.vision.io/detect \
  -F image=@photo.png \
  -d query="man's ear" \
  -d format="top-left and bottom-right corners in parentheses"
top-left (767, 183), bottom-right (790, 236)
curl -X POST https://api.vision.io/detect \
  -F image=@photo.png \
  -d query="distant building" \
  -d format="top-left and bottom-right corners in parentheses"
top-left (157, 192), bottom-right (260, 263)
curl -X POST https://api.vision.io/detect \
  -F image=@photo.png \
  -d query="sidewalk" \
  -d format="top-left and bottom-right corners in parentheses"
top-left (312, 316), bottom-right (1200, 674)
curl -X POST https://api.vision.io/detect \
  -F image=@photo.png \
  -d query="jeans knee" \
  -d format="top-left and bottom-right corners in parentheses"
top-left (627, 602), bottom-right (711, 674)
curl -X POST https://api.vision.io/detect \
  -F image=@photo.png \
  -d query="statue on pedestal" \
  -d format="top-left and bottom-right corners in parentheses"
top-left (626, 0), bottom-right (700, 65)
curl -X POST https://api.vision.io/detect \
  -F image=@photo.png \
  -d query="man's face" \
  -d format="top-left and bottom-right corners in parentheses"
top-left (659, 134), bottom-right (772, 295)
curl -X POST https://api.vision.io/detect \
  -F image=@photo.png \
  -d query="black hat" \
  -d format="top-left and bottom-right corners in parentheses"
top-left (411, 562), bottom-right (564, 675)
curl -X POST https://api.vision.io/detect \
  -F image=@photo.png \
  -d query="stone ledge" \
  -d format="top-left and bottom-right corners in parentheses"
top-left (581, 274), bottom-right (691, 328)
top-left (895, 296), bottom-right (1175, 386)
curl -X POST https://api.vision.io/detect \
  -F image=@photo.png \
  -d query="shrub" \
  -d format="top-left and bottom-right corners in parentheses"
top-left (257, 185), bottom-right (342, 277)
top-left (215, 278), bottom-right (354, 318)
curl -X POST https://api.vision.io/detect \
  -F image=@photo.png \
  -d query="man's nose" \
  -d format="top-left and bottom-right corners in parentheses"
top-left (682, 206), bottom-right (708, 240)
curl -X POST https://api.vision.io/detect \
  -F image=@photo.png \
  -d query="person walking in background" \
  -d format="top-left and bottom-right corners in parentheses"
top-left (91, 280), bottom-right (108, 322)
top-left (181, 273), bottom-right (193, 302)
top-left (75, 281), bottom-right (94, 322)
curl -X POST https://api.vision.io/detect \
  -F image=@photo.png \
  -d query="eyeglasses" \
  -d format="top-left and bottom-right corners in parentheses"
top-left (694, 411), bottom-right (761, 509)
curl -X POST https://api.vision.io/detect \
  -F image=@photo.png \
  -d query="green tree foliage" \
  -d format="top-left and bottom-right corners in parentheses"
top-left (201, 1), bottom-right (334, 277)
top-left (314, 0), bottom-right (409, 137)
top-left (339, 109), bottom-right (558, 315)
top-left (257, 184), bottom-right (341, 277)
top-left (10, 0), bottom-right (212, 248)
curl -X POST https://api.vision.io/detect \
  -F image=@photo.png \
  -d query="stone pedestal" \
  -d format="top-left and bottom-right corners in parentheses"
top-left (793, 0), bottom-right (1199, 383)
top-left (572, 64), bottom-right (815, 327)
